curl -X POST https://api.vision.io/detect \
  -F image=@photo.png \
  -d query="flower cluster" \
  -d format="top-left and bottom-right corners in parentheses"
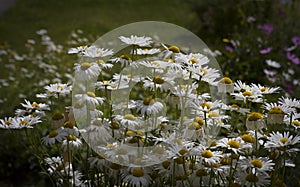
top-left (1, 34), bottom-right (300, 186)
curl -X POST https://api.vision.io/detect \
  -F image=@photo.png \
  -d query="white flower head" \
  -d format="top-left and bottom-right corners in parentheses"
top-left (119, 35), bottom-right (152, 47)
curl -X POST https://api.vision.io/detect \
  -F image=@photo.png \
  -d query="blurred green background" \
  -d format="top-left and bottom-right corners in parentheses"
top-left (0, 0), bottom-right (299, 186)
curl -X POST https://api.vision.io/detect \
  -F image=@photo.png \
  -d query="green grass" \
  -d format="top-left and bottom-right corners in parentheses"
top-left (0, 0), bottom-right (198, 50)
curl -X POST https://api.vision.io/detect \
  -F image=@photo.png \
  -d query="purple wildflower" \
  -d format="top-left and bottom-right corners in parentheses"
top-left (292, 36), bottom-right (300, 46)
top-left (286, 52), bottom-right (300, 65)
top-left (258, 24), bottom-right (274, 37)
top-left (260, 47), bottom-right (272, 54)
top-left (225, 45), bottom-right (233, 52)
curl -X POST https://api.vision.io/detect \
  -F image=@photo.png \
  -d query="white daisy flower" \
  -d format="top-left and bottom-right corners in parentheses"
top-left (37, 83), bottom-right (72, 98)
top-left (160, 43), bottom-right (181, 59)
top-left (200, 149), bottom-right (222, 165)
top-left (85, 46), bottom-right (114, 58)
top-left (236, 168), bottom-right (271, 187)
top-left (110, 54), bottom-right (132, 67)
top-left (188, 65), bottom-right (220, 86)
top-left (12, 115), bottom-right (42, 128)
top-left (88, 154), bottom-right (108, 171)
top-left (115, 114), bottom-right (141, 130)
top-left (74, 91), bottom-right (105, 108)
top-left (74, 62), bottom-right (101, 81)
top-left (68, 45), bottom-right (88, 55)
top-left (239, 157), bottom-right (274, 175)
top-left (0, 117), bottom-right (18, 129)
top-left (139, 60), bottom-right (171, 70)
top-left (217, 137), bottom-right (245, 154)
top-left (21, 99), bottom-right (50, 111)
top-left (234, 80), bottom-right (251, 92)
top-left (143, 75), bottom-right (175, 92)
top-left (62, 134), bottom-right (82, 151)
top-left (265, 131), bottom-right (300, 153)
top-left (136, 98), bottom-right (164, 116)
top-left (231, 89), bottom-right (263, 103)
top-left (251, 83), bottom-right (280, 95)
top-left (175, 52), bottom-right (209, 66)
top-left (42, 129), bottom-right (67, 146)
top-left (279, 97), bottom-right (300, 109)
top-left (135, 48), bottom-right (160, 55)
top-left (119, 35), bottom-right (152, 47)
top-left (122, 167), bottom-right (152, 187)
top-left (222, 103), bottom-right (250, 115)
top-left (44, 156), bottom-right (64, 175)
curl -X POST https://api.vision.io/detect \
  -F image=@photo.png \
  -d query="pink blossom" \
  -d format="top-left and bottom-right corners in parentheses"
top-left (292, 36), bottom-right (300, 46)
top-left (260, 47), bottom-right (272, 54)
top-left (286, 52), bottom-right (300, 65)
top-left (258, 24), bottom-right (274, 36)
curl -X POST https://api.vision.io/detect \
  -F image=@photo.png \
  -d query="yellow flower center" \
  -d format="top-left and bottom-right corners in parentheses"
top-left (48, 130), bottom-right (58, 138)
top-left (179, 149), bottom-right (189, 155)
top-left (220, 77), bottom-right (233, 84)
top-left (106, 144), bottom-right (115, 148)
top-left (246, 173), bottom-right (259, 183)
top-left (269, 107), bottom-right (284, 114)
top-left (196, 169), bottom-right (208, 177)
top-left (21, 120), bottom-right (29, 125)
top-left (172, 138), bottom-right (183, 145)
top-left (168, 45), bottom-right (180, 53)
top-left (195, 117), bottom-right (204, 125)
top-left (201, 150), bottom-right (213, 158)
top-left (248, 112), bottom-right (263, 121)
top-left (110, 121), bottom-right (120, 129)
top-left (166, 58), bottom-right (174, 63)
top-left (242, 91), bottom-right (253, 96)
top-left (251, 159), bottom-right (263, 168)
top-left (80, 62), bottom-right (92, 70)
top-left (64, 121), bottom-right (74, 129)
top-left (231, 104), bottom-right (240, 109)
top-left (124, 114), bottom-right (136, 121)
top-left (97, 59), bottom-right (105, 64)
top-left (32, 102), bottom-right (40, 108)
top-left (5, 120), bottom-right (12, 125)
top-left (201, 102), bottom-right (211, 109)
top-left (220, 158), bottom-right (231, 165)
top-left (136, 131), bottom-right (143, 136)
top-left (200, 68), bottom-right (208, 75)
top-left (153, 76), bottom-right (165, 84)
top-left (67, 134), bottom-right (77, 141)
top-left (227, 140), bottom-right (240, 149)
top-left (208, 111), bottom-right (219, 118)
top-left (222, 38), bottom-right (230, 43)
top-left (280, 138), bottom-right (289, 144)
top-left (175, 157), bottom-right (184, 164)
top-left (87, 91), bottom-right (96, 98)
top-left (132, 168), bottom-right (144, 177)
top-left (120, 54), bottom-right (131, 60)
top-left (143, 97), bottom-right (154, 105)
top-left (188, 122), bottom-right (201, 130)
top-left (57, 85), bottom-right (64, 91)
top-left (292, 120), bottom-right (300, 126)
top-left (126, 130), bottom-right (135, 136)
top-left (189, 56), bottom-right (198, 64)
top-left (151, 61), bottom-right (160, 66)
top-left (260, 87), bottom-right (269, 92)
top-left (241, 134), bottom-right (254, 143)
top-left (128, 137), bottom-right (139, 144)
top-left (162, 161), bottom-right (171, 169)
